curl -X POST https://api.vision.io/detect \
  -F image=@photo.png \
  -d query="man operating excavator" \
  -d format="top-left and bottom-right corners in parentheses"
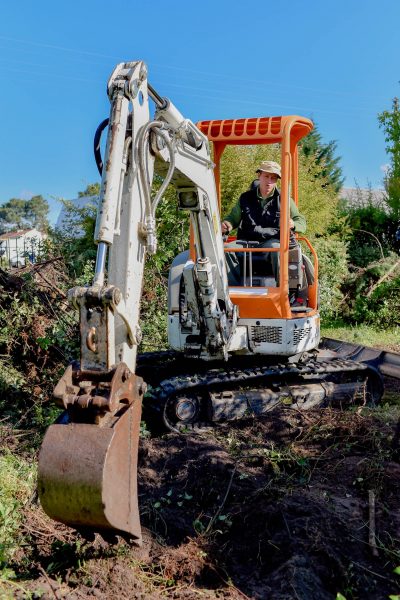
top-left (221, 160), bottom-right (306, 285)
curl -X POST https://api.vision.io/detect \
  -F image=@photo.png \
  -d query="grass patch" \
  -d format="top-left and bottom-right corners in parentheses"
top-left (0, 451), bottom-right (36, 568)
top-left (322, 322), bottom-right (400, 352)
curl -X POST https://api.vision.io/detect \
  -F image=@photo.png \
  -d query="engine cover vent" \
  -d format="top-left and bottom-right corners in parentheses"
top-left (293, 326), bottom-right (312, 345)
top-left (251, 325), bottom-right (282, 344)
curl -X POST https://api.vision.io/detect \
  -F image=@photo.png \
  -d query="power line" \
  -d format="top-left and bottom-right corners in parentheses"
top-left (0, 34), bottom-right (118, 60)
top-left (0, 34), bottom-right (393, 104)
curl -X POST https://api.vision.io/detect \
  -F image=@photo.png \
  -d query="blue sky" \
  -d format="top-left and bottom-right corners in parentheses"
top-left (1, 0), bottom-right (399, 224)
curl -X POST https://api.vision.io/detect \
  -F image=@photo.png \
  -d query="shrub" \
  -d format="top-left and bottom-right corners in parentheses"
top-left (0, 266), bottom-right (73, 431)
top-left (312, 237), bottom-right (349, 322)
top-left (339, 198), bottom-right (396, 267)
top-left (353, 276), bottom-right (400, 327)
top-left (341, 254), bottom-right (400, 327)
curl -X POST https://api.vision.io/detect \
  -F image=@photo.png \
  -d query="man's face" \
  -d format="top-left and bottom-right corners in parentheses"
top-left (258, 171), bottom-right (279, 195)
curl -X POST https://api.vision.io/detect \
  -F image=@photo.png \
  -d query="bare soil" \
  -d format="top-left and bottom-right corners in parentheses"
top-left (6, 395), bottom-right (400, 600)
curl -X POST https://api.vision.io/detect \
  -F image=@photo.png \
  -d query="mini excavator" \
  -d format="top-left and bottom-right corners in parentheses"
top-left (38, 61), bottom-right (383, 544)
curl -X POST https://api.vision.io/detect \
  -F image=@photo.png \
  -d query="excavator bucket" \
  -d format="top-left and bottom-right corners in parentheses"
top-left (37, 376), bottom-right (143, 544)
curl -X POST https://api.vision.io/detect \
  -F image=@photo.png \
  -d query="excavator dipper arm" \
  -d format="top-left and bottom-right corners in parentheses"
top-left (37, 61), bottom-right (240, 542)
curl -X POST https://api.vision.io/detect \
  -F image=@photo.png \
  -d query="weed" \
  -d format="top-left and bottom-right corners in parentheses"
top-left (152, 488), bottom-right (193, 511)
top-left (224, 432), bottom-right (243, 456)
top-left (129, 558), bottom-right (176, 592)
top-left (140, 420), bottom-right (151, 439)
top-left (193, 518), bottom-right (206, 535)
top-left (0, 573), bottom-right (34, 599)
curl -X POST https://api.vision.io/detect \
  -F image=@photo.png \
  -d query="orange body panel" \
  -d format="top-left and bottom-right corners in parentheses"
top-left (229, 289), bottom-right (286, 319)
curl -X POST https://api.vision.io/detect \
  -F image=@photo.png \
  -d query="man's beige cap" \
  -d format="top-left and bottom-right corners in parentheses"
top-left (256, 160), bottom-right (281, 178)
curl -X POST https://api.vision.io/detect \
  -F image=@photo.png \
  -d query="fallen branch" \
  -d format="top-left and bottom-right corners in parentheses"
top-left (366, 259), bottom-right (400, 298)
top-left (38, 566), bottom-right (60, 599)
top-left (368, 489), bottom-right (379, 557)
top-left (33, 267), bottom-right (67, 299)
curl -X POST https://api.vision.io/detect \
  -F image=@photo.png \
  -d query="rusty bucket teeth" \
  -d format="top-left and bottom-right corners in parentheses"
top-left (37, 396), bottom-right (142, 544)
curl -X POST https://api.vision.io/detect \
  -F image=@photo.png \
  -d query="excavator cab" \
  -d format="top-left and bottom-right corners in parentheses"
top-left (196, 116), bottom-right (318, 316)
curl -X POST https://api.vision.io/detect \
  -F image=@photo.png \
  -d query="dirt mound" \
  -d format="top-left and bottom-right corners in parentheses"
top-left (9, 408), bottom-right (400, 599)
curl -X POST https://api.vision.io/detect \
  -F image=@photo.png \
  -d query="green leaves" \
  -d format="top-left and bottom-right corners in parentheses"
top-left (378, 96), bottom-right (400, 221)
top-left (0, 195), bottom-right (49, 233)
top-left (152, 489), bottom-right (193, 512)
top-left (0, 453), bottom-right (35, 567)
top-left (77, 182), bottom-right (100, 198)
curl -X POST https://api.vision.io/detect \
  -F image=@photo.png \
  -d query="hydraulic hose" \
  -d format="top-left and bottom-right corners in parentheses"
top-left (137, 120), bottom-right (176, 254)
top-left (94, 115), bottom-right (177, 254)
top-left (93, 118), bottom-right (109, 176)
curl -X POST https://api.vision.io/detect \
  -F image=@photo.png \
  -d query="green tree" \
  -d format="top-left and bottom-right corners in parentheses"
top-left (378, 96), bottom-right (400, 221)
top-left (300, 126), bottom-right (344, 192)
top-left (0, 198), bottom-right (27, 230)
top-left (78, 182), bottom-right (100, 198)
top-left (0, 196), bottom-right (49, 233)
top-left (339, 97), bottom-right (400, 267)
top-left (25, 195), bottom-right (49, 230)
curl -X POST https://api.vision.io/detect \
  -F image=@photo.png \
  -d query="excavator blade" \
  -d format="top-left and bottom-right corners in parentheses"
top-left (37, 394), bottom-right (142, 544)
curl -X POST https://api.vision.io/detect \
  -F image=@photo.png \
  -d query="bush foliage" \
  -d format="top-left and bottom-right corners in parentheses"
top-left (340, 254), bottom-right (400, 327)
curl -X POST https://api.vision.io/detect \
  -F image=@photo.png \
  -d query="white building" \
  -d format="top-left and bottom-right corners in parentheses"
top-left (0, 228), bottom-right (46, 267)
top-left (55, 196), bottom-right (99, 235)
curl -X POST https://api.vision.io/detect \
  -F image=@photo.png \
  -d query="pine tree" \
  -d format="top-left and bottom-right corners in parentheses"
top-left (78, 183), bottom-right (100, 198)
top-left (300, 126), bottom-right (344, 192)
top-left (378, 96), bottom-right (400, 221)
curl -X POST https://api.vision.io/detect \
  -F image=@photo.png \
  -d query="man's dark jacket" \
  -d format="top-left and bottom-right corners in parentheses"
top-left (237, 187), bottom-right (280, 242)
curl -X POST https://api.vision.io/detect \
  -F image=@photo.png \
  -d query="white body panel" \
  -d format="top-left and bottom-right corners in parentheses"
top-left (239, 315), bottom-right (320, 355)
top-left (168, 312), bottom-right (320, 357)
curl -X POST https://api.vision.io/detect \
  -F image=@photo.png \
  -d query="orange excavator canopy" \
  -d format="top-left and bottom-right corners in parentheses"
top-left (195, 115), bottom-right (316, 320)
top-left (197, 115), bottom-right (313, 147)
top-left (196, 115), bottom-right (313, 208)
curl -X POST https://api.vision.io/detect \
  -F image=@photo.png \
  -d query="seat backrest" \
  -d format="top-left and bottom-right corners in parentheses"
top-left (288, 245), bottom-right (303, 289)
